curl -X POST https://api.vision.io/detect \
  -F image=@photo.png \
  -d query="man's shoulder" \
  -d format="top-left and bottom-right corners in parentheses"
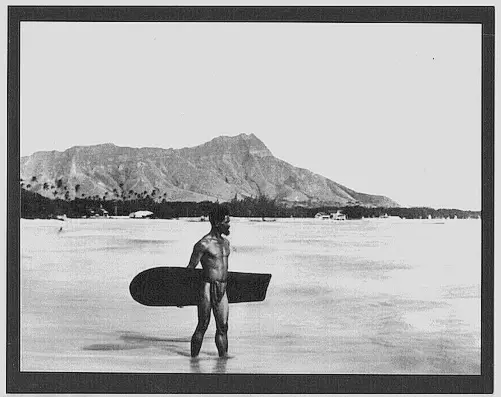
top-left (195, 234), bottom-right (213, 249)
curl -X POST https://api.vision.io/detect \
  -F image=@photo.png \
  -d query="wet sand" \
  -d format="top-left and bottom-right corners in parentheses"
top-left (21, 217), bottom-right (481, 373)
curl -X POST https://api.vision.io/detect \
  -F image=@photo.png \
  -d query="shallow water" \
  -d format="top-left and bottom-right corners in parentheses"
top-left (20, 217), bottom-right (481, 373)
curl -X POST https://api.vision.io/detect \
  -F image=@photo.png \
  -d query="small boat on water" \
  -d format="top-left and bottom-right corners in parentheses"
top-left (376, 214), bottom-right (401, 220)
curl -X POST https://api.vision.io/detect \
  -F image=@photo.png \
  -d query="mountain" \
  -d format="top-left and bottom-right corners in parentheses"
top-left (20, 133), bottom-right (399, 207)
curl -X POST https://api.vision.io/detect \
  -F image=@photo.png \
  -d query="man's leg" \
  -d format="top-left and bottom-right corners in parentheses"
top-left (212, 283), bottom-right (229, 357)
top-left (191, 282), bottom-right (211, 357)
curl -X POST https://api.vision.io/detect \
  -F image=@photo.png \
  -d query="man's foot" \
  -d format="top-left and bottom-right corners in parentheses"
top-left (217, 350), bottom-right (228, 358)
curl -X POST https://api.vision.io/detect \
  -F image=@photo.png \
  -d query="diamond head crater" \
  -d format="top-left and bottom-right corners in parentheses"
top-left (20, 133), bottom-right (478, 220)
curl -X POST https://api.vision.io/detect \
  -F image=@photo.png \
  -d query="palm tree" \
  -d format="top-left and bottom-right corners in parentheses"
top-left (31, 176), bottom-right (37, 183)
top-left (43, 182), bottom-right (49, 190)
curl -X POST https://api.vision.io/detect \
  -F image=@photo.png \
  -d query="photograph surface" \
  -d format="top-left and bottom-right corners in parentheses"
top-left (11, 9), bottom-right (492, 392)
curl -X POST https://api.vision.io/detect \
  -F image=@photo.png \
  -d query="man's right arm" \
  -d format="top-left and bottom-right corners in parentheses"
top-left (187, 240), bottom-right (205, 269)
top-left (177, 241), bottom-right (205, 308)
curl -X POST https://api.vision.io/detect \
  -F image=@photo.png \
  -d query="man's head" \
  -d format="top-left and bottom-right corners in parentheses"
top-left (209, 204), bottom-right (230, 236)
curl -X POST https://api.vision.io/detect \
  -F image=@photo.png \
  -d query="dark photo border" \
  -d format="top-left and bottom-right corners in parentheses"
top-left (7, 6), bottom-right (494, 394)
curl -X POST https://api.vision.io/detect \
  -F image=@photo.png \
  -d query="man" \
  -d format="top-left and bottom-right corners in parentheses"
top-left (186, 204), bottom-right (231, 358)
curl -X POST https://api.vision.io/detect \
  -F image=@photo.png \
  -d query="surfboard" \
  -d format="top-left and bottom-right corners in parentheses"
top-left (129, 267), bottom-right (272, 306)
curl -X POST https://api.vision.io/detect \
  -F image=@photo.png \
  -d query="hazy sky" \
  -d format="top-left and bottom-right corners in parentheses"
top-left (20, 22), bottom-right (481, 210)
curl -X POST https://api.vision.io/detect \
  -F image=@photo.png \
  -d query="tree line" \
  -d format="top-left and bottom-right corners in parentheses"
top-left (20, 188), bottom-right (481, 220)
top-left (20, 176), bottom-right (170, 202)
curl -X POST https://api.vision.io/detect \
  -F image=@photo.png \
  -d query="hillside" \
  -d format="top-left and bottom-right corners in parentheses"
top-left (20, 133), bottom-right (399, 207)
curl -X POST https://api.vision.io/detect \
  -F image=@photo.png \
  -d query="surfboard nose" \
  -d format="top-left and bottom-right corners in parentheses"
top-left (129, 275), bottom-right (145, 305)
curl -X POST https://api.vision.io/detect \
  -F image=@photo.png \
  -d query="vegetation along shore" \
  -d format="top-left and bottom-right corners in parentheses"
top-left (21, 188), bottom-right (480, 220)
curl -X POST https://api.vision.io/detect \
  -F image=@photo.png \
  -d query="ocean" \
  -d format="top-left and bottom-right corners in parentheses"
top-left (20, 217), bottom-right (481, 374)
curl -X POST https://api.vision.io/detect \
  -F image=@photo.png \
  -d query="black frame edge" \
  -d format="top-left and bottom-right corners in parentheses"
top-left (6, 5), bottom-right (21, 394)
top-left (480, 5), bottom-right (495, 395)
top-left (7, 6), bottom-right (494, 394)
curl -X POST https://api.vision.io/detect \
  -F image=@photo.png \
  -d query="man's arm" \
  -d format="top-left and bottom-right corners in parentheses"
top-left (177, 241), bottom-right (206, 308)
top-left (187, 241), bottom-right (205, 269)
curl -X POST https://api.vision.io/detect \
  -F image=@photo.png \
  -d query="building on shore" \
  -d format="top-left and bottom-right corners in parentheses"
top-left (129, 210), bottom-right (154, 219)
top-left (86, 208), bottom-right (109, 218)
top-left (314, 211), bottom-right (347, 220)
top-left (330, 210), bottom-right (347, 221)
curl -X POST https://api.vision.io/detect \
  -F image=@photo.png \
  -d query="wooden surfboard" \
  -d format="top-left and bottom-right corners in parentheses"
top-left (129, 267), bottom-right (272, 306)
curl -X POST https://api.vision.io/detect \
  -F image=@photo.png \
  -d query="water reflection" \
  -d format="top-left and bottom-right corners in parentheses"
top-left (189, 356), bottom-right (229, 373)
top-left (190, 357), bottom-right (202, 373)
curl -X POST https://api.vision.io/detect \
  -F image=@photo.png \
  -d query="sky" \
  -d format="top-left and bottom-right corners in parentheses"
top-left (20, 22), bottom-right (482, 210)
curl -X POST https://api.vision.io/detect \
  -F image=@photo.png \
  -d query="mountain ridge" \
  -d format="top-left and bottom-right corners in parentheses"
top-left (20, 134), bottom-right (399, 207)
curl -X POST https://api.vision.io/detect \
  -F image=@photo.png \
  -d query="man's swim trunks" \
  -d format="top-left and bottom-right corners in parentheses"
top-left (207, 280), bottom-right (227, 304)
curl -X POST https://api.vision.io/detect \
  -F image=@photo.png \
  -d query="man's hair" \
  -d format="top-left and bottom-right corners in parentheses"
top-left (209, 204), bottom-right (230, 226)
